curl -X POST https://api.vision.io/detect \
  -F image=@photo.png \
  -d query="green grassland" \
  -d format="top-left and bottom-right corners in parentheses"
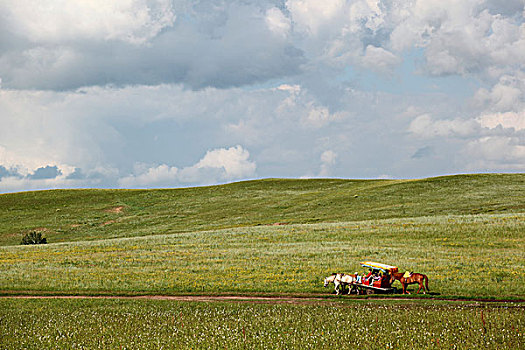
top-left (0, 174), bottom-right (524, 298)
top-left (1, 213), bottom-right (524, 297)
top-left (1, 174), bottom-right (524, 349)
top-left (0, 174), bottom-right (523, 246)
top-left (1, 298), bottom-right (523, 349)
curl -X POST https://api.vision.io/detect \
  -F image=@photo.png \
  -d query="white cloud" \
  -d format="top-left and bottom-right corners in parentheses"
top-left (474, 73), bottom-right (525, 113)
top-left (225, 120), bottom-right (261, 146)
top-left (276, 84), bottom-right (301, 94)
top-left (3, 0), bottom-right (521, 92)
top-left (1, 0), bottom-right (525, 193)
top-left (0, 145), bottom-right (77, 178)
top-left (1, 83), bottom-right (342, 191)
top-left (1, 0), bottom-right (523, 91)
top-left (286, 0), bottom-right (387, 37)
top-left (475, 84), bottom-right (522, 113)
top-left (0, 177), bottom-right (75, 193)
top-left (1, 0), bottom-right (175, 44)
top-left (473, 72), bottom-right (525, 131)
top-left (409, 114), bottom-right (480, 138)
top-left (478, 111), bottom-right (525, 131)
top-left (273, 84), bottom-right (346, 128)
top-left (118, 146), bottom-right (256, 189)
top-left (349, 0), bottom-right (387, 33)
top-left (265, 7), bottom-right (291, 37)
top-left (0, 2), bottom-right (303, 90)
top-left (304, 106), bottom-right (330, 128)
top-left (195, 145), bottom-right (256, 180)
top-left (285, 0), bottom-right (397, 72)
top-left (390, 1), bottom-right (525, 78)
top-left (0, 88), bottom-right (124, 172)
top-left (463, 136), bottom-right (525, 170)
top-left (118, 164), bottom-right (178, 188)
top-left (286, 0), bottom-right (345, 36)
top-left (321, 150), bottom-right (337, 165)
top-left (362, 45), bottom-right (402, 73)
top-left (0, 145), bottom-right (112, 193)
top-left (302, 105), bottom-right (347, 128)
top-left (319, 150), bottom-right (337, 177)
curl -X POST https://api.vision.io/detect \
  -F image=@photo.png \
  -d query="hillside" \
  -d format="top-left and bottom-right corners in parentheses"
top-left (0, 173), bottom-right (523, 246)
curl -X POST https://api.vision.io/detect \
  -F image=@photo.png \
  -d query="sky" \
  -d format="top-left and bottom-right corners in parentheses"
top-left (0, 0), bottom-right (524, 193)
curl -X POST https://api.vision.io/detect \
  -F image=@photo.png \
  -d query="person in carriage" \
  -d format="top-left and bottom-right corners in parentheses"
top-left (360, 262), bottom-right (398, 288)
top-left (354, 272), bottom-right (362, 283)
top-left (365, 268), bottom-right (381, 285)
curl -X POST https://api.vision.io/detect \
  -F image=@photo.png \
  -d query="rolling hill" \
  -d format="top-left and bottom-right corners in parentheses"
top-left (0, 173), bottom-right (523, 246)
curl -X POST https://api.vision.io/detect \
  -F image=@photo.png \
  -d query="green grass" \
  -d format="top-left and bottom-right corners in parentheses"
top-left (0, 298), bottom-right (523, 349)
top-left (0, 174), bottom-right (523, 246)
top-left (1, 213), bottom-right (523, 297)
top-left (1, 174), bottom-right (524, 347)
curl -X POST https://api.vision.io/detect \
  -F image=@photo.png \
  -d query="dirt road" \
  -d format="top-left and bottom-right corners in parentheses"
top-left (1, 294), bottom-right (524, 305)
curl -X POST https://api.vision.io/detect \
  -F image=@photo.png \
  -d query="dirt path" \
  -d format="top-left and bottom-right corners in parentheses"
top-left (1, 294), bottom-right (524, 305)
top-left (1, 295), bottom-right (333, 305)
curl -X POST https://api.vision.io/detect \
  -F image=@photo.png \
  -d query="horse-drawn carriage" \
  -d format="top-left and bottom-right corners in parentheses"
top-left (323, 261), bottom-right (429, 295)
top-left (353, 261), bottom-right (398, 295)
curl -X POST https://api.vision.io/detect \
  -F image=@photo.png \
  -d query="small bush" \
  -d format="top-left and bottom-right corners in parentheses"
top-left (21, 231), bottom-right (47, 245)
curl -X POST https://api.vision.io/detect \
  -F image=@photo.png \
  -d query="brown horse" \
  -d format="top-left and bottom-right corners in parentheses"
top-left (392, 272), bottom-right (429, 294)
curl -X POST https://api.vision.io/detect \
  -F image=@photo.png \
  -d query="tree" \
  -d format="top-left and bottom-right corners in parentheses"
top-left (20, 231), bottom-right (47, 245)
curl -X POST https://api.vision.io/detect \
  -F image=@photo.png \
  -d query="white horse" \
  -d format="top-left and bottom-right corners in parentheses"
top-left (336, 273), bottom-right (358, 294)
top-left (324, 273), bottom-right (339, 293)
top-left (324, 273), bottom-right (357, 295)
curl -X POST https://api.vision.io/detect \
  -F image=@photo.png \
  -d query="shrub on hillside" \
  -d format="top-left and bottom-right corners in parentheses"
top-left (20, 231), bottom-right (47, 245)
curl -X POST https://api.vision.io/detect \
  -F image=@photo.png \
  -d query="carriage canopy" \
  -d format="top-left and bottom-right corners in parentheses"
top-left (361, 261), bottom-right (398, 273)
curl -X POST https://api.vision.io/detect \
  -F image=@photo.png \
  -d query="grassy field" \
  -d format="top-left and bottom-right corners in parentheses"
top-left (0, 298), bottom-right (523, 349)
top-left (0, 174), bottom-right (523, 246)
top-left (1, 174), bottom-right (524, 348)
top-left (1, 213), bottom-right (523, 297)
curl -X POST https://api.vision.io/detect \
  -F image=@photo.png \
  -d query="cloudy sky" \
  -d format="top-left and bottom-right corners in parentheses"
top-left (0, 0), bottom-right (524, 193)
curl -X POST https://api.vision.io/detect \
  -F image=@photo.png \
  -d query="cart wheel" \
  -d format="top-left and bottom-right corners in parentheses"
top-left (366, 288), bottom-right (374, 295)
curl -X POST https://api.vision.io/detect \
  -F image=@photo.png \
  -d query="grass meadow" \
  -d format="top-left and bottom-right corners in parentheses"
top-left (1, 213), bottom-right (523, 297)
top-left (0, 298), bottom-right (523, 349)
top-left (0, 174), bottom-right (523, 246)
top-left (1, 174), bottom-right (524, 348)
